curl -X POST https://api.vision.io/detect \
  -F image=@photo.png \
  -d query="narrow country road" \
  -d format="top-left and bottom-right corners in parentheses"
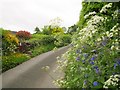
top-left (1, 46), bottom-right (70, 88)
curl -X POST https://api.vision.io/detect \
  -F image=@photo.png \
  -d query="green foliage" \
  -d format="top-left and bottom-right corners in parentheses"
top-left (57, 2), bottom-right (120, 89)
top-left (27, 34), bottom-right (55, 48)
top-left (54, 34), bottom-right (71, 47)
top-left (41, 25), bottom-right (52, 35)
top-left (31, 43), bottom-right (56, 57)
top-left (2, 53), bottom-right (30, 72)
top-left (34, 27), bottom-right (41, 34)
top-left (67, 24), bottom-right (78, 35)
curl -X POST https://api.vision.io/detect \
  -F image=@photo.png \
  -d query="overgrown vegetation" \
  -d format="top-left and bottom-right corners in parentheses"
top-left (56, 1), bottom-right (120, 89)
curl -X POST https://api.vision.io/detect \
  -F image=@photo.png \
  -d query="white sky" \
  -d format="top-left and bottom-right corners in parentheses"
top-left (0, 0), bottom-right (82, 33)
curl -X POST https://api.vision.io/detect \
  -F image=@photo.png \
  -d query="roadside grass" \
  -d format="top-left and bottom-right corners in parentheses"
top-left (2, 53), bottom-right (31, 72)
top-left (2, 43), bottom-right (56, 72)
top-left (31, 43), bottom-right (56, 57)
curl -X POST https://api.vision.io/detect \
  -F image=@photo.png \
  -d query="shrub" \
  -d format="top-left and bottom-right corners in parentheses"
top-left (17, 42), bottom-right (32, 54)
top-left (52, 26), bottom-right (64, 35)
top-left (16, 30), bottom-right (31, 40)
top-left (2, 29), bottom-right (19, 55)
top-left (54, 34), bottom-right (71, 47)
top-left (27, 34), bottom-right (55, 48)
top-left (41, 25), bottom-right (52, 35)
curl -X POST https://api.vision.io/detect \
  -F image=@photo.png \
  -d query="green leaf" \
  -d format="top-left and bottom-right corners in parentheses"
top-left (88, 74), bottom-right (94, 83)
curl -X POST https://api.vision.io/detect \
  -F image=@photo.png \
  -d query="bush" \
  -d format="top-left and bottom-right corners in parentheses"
top-left (2, 53), bottom-right (30, 72)
top-left (52, 26), bottom-right (64, 35)
top-left (54, 34), bottom-right (71, 47)
top-left (2, 29), bottom-right (19, 55)
top-left (27, 34), bottom-right (55, 48)
top-left (16, 30), bottom-right (31, 40)
top-left (17, 42), bottom-right (32, 54)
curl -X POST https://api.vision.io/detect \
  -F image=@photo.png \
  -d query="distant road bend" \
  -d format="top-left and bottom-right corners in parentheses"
top-left (1, 46), bottom-right (70, 88)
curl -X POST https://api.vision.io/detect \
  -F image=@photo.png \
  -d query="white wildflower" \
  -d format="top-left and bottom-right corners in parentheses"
top-left (103, 74), bottom-right (120, 88)
top-left (84, 11), bottom-right (96, 19)
top-left (87, 15), bottom-right (104, 25)
top-left (100, 3), bottom-right (112, 13)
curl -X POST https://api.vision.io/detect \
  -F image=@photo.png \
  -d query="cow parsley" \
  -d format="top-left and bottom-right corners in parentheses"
top-left (100, 3), bottom-right (112, 13)
top-left (103, 74), bottom-right (120, 88)
top-left (84, 11), bottom-right (96, 19)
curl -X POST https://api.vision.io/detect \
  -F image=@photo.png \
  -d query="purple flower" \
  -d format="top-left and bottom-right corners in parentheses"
top-left (114, 63), bottom-right (117, 69)
top-left (76, 56), bottom-right (80, 61)
top-left (93, 66), bottom-right (100, 74)
top-left (94, 66), bottom-right (98, 69)
top-left (91, 56), bottom-right (96, 61)
top-left (93, 81), bottom-right (98, 86)
top-left (83, 53), bottom-right (88, 58)
top-left (90, 61), bottom-right (94, 65)
top-left (116, 58), bottom-right (120, 65)
top-left (95, 68), bottom-right (99, 74)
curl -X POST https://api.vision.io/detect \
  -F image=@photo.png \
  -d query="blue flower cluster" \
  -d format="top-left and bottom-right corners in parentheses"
top-left (93, 81), bottom-right (99, 86)
top-left (93, 66), bottom-right (100, 74)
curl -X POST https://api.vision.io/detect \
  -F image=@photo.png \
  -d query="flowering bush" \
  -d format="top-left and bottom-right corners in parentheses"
top-left (2, 29), bottom-right (19, 55)
top-left (52, 26), bottom-right (64, 34)
top-left (56, 2), bottom-right (120, 89)
top-left (16, 30), bottom-right (31, 40)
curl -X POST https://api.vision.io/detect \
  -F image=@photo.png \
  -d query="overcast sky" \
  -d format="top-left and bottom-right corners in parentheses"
top-left (0, 0), bottom-right (82, 33)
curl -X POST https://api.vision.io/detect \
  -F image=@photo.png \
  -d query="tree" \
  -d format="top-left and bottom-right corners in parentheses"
top-left (67, 24), bottom-right (78, 35)
top-left (16, 30), bottom-right (31, 41)
top-left (41, 25), bottom-right (52, 35)
top-left (34, 27), bottom-right (41, 34)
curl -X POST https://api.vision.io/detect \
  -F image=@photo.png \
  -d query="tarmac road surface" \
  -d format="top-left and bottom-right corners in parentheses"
top-left (1, 46), bottom-right (70, 88)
